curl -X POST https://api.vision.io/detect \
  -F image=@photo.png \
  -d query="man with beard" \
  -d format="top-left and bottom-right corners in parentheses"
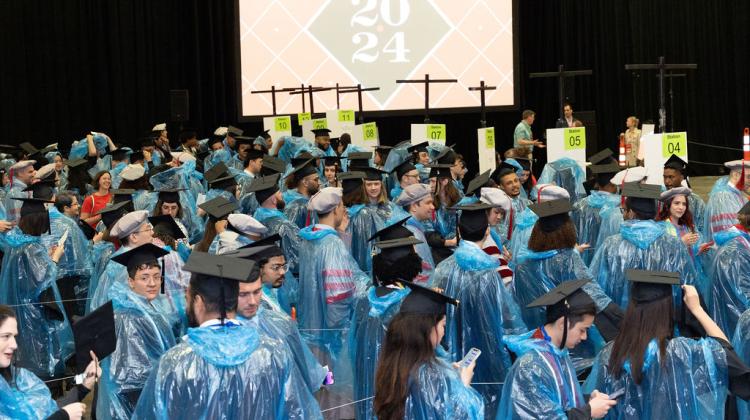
top-left (132, 252), bottom-right (322, 419)
top-left (312, 128), bottom-right (337, 157)
top-left (250, 174), bottom-right (304, 313)
top-left (491, 161), bottom-right (531, 242)
top-left (283, 159), bottom-right (321, 229)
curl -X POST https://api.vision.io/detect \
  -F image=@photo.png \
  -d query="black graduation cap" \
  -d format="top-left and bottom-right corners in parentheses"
top-left (261, 155), bottom-right (286, 175)
top-left (490, 161), bottom-right (519, 184)
top-left (23, 181), bottom-right (56, 200)
top-left (427, 164), bottom-right (453, 179)
top-left (247, 174), bottom-right (281, 204)
top-left (236, 234), bottom-right (284, 261)
top-left (19, 142), bottom-right (38, 156)
top-left (375, 145), bottom-right (393, 151)
top-left (72, 300), bottom-right (117, 373)
top-left (291, 152), bottom-right (315, 168)
top-left (109, 148), bottom-right (130, 162)
top-left (399, 280), bottom-right (458, 315)
top-left (369, 217), bottom-right (420, 262)
top-left (129, 150), bottom-right (145, 163)
top-left (590, 163), bottom-right (622, 187)
top-left (465, 170), bottom-right (491, 197)
top-left (260, 129), bottom-right (271, 139)
top-left (199, 196), bottom-right (238, 221)
top-left (156, 188), bottom-right (184, 204)
top-left (588, 148), bottom-right (615, 165)
top-left (31, 159), bottom-right (46, 171)
top-left (98, 200), bottom-right (132, 229)
top-left (455, 202), bottom-right (492, 239)
top-left (626, 269), bottom-right (680, 304)
top-left (78, 219), bottom-right (98, 240)
top-left (207, 135), bottom-right (225, 148)
top-left (323, 155), bottom-right (342, 167)
top-left (65, 158), bottom-right (89, 170)
top-left (111, 189), bottom-right (135, 201)
top-left (208, 173), bottom-right (237, 190)
top-left (234, 135), bottom-right (254, 146)
top-left (526, 279), bottom-right (595, 348)
top-left (13, 197), bottom-right (52, 218)
top-left (148, 215), bottom-right (186, 240)
top-left (111, 243), bottom-right (170, 272)
top-left (362, 166), bottom-right (388, 181)
top-left (227, 126), bottom-right (244, 137)
top-left (339, 171), bottom-right (365, 195)
top-left (739, 200), bottom-right (750, 216)
top-left (663, 154), bottom-right (688, 174)
top-left (204, 162), bottom-right (230, 184)
top-left (432, 147), bottom-right (456, 165)
top-left (140, 134), bottom-right (156, 148)
top-left (286, 158), bottom-right (318, 181)
top-left (244, 147), bottom-right (265, 161)
top-left (368, 216), bottom-right (413, 242)
top-left (407, 142), bottom-right (429, 155)
top-left (311, 128), bottom-right (332, 137)
top-left (621, 182), bottom-right (662, 199)
top-left (392, 158), bottom-right (417, 180)
top-left (529, 198), bottom-right (572, 232)
top-left (347, 152), bottom-right (372, 169)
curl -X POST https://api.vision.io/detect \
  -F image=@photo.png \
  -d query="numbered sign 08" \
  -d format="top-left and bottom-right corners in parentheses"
top-left (662, 132), bottom-right (687, 158)
top-left (563, 128), bottom-right (586, 151)
top-left (426, 124), bottom-right (446, 141)
top-left (362, 122), bottom-right (378, 143)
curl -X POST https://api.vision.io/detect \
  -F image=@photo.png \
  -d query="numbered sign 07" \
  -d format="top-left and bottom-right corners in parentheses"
top-left (426, 124), bottom-right (446, 141)
top-left (563, 128), bottom-right (586, 151)
top-left (662, 132), bottom-right (687, 158)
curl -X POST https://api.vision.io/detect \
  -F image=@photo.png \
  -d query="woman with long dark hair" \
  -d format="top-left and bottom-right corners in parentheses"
top-left (373, 283), bottom-right (483, 420)
top-left (584, 271), bottom-right (750, 418)
top-left (0, 305), bottom-right (101, 420)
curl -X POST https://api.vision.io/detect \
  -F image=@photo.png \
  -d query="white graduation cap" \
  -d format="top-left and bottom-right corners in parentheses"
top-left (227, 214), bottom-right (267, 236)
top-left (611, 166), bottom-right (647, 186)
top-left (152, 123), bottom-right (167, 132)
top-left (535, 183), bottom-right (570, 202)
top-left (214, 126), bottom-right (228, 136)
top-left (479, 187), bottom-right (511, 213)
top-left (120, 164), bottom-right (146, 181)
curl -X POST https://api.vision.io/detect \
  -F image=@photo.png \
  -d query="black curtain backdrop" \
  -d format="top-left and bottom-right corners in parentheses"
top-left (1, 0), bottom-right (749, 178)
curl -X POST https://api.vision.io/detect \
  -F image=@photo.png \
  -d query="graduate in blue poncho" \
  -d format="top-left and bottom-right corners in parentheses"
top-left (229, 244), bottom-right (327, 394)
top-left (491, 161), bottom-right (531, 244)
top-left (534, 157), bottom-right (588, 205)
top-left (132, 252), bottom-right (322, 419)
top-left (393, 183), bottom-right (439, 285)
top-left (283, 158), bottom-right (321, 229)
top-left (584, 270), bottom-right (750, 419)
top-left (97, 244), bottom-right (178, 419)
top-left (87, 201), bottom-right (131, 305)
top-left (592, 166), bottom-right (648, 249)
top-left (150, 188), bottom-right (197, 249)
top-left (704, 160), bottom-right (750, 241)
top-left (0, 305), bottom-right (102, 420)
top-left (732, 309), bottom-right (750, 420)
top-left (0, 198), bottom-right (74, 381)
top-left (431, 201), bottom-right (527, 418)
top-left (499, 280), bottom-right (618, 419)
top-left (3, 160), bottom-right (36, 222)
top-left (297, 187), bottom-right (371, 417)
top-left (589, 182), bottom-right (697, 308)
top-left (348, 218), bottom-right (422, 420)
top-left (388, 157), bottom-right (421, 200)
top-left (662, 154), bottom-right (706, 232)
top-left (339, 170), bottom-right (368, 260)
top-left (373, 281), bottom-right (484, 419)
top-left (573, 162), bottom-right (622, 265)
top-left (706, 203), bottom-right (750, 336)
top-left (210, 213), bottom-right (266, 255)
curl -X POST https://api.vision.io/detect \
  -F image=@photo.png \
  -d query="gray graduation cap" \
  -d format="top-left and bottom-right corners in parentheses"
top-left (465, 170), bottom-right (491, 197)
top-left (339, 171), bottom-right (365, 195)
top-left (621, 182), bottom-right (662, 199)
top-left (261, 155), bottom-right (286, 175)
top-left (529, 198), bottom-right (572, 232)
top-left (588, 148), bottom-right (615, 165)
top-left (204, 162), bottom-right (230, 183)
top-left (247, 174), bottom-right (281, 204)
top-left (222, 244), bottom-right (277, 262)
top-left (198, 196), bottom-right (238, 221)
top-left (527, 279), bottom-right (595, 349)
top-left (208, 173), bottom-right (237, 190)
top-left (72, 300), bottom-right (116, 374)
top-left (399, 280), bottom-right (458, 315)
top-left (626, 269), bottom-right (680, 303)
top-left (346, 152), bottom-right (372, 169)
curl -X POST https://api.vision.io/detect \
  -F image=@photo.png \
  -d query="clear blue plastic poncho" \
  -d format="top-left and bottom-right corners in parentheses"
top-left (703, 181), bottom-right (748, 242)
top-left (132, 324), bottom-right (323, 419)
top-left (347, 203), bottom-right (391, 274)
top-left (583, 337), bottom-right (729, 420)
top-left (572, 190), bottom-right (621, 265)
top-left (596, 204), bottom-right (624, 248)
top-left (48, 207), bottom-right (94, 315)
top-left (69, 133), bottom-right (109, 159)
top-left (687, 192), bottom-right (707, 235)
top-left (401, 213), bottom-right (435, 285)
top-left (3, 178), bottom-right (28, 222)
top-left (534, 158), bottom-right (587, 205)
top-left (0, 367), bottom-right (59, 420)
top-left (706, 227), bottom-right (750, 335)
top-left (434, 203), bottom-right (458, 239)
top-left (0, 232), bottom-right (74, 378)
top-left (589, 220), bottom-right (697, 308)
top-left (89, 246), bottom-right (129, 312)
top-left (283, 192), bottom-right (316, 229)
top-left (512, 248), bottom-right (610, 370)
top-left (88, 241), bottom-right (116, 304)
top-left (149, 164), bottom-right (204, 243)
top-left (97, 281), bottom-right (177, 420)
top-left (498, 330), bottom-right (587, 419)
top-left (404, 357), bottom-right (485, 419)
top-left (732, 309), bottom-right (750, 420)
top-left (348, 286), bottom-right (410, 419)
top-left (239, 306), bottom-right (327, 393)
top-left (431, 240), bottom-right (527, 418)
top-left (507, 207), bottom-right (538, 266)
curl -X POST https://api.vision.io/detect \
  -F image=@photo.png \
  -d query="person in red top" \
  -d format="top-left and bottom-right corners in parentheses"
top-left (80, 170), bottom-right (112, 228)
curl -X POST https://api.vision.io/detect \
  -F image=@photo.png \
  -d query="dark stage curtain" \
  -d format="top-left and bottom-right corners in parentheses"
top-left (1, 0), bottom-right (748, 178)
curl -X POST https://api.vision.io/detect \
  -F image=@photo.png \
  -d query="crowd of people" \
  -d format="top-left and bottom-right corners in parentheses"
top-left (0, 119), bottom-right (749, 419)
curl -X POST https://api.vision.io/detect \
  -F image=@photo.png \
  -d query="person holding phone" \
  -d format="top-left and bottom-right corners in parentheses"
top-left (500, 280), bottom-right (616, 419)
top-left (373, 282), bottom-right (484, 420)
top-left (0, 305), bottom-right (101, 420)
top-left (584, 270), bottom-right (750, 418)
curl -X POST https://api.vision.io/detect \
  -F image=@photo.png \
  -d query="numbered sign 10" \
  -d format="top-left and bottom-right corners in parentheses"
top-left (297, 113), bottom-right (312, 124)
top-left (312, 118), bottom-right (328, 130)
top-left (362, 122), bottom-right (378, 143)
top-left (274, 116), bottom-right (291, 132)
top-left (563, 127), bottom-right (586, 150)
top-left (662, 132), bottom-right (687, 158)
top-left (338, 110), bottom-right (355, 122)
top-left (484, 127), bottom-right (495, 149)
top-left (426, 124), bottom-right (446, 141)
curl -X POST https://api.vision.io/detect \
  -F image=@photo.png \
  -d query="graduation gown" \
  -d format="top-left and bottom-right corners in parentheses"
top-left (404, 357), bottom-right (485, 419)
top-left (703, 181), bottom-right (748, 242)
top-left (0, 367), bottom-right (60, 419)
top-left (706, 227), bottom-right (750, 335)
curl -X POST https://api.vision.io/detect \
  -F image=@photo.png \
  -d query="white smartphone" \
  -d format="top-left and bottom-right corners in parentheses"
top-left (57, 229), bottom-right (69, 249)
top-left (459, 348), bottom-right (482, 369)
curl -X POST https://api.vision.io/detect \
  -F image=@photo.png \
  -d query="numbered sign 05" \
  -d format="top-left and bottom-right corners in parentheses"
top-left (426, 124), bottom-right (446, 141)
top-left (662, 132), bottom-right (687, 158)
top-left (274, 116), bottom-right (291, 132)
top-left (351, 0), bottom-right (411, 64)
top-left (563, 128), bottom-right (586, 151)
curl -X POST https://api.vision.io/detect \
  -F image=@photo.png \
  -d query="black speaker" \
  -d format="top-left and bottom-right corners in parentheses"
top-left (169, 89), bottom-right (189, 122)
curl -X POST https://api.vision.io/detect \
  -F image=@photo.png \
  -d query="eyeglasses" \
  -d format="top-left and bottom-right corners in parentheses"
top-left (136, 225), bottom-right (154, 234)
top-left (268, 263), bottom-right (288, 272)
top-left (404, 173), bottom-right (419, 179)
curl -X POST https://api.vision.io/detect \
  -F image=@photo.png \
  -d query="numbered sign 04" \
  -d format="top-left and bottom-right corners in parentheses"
top-left (351, 0), bottom-right (411, 63)
top-left (563, 128), bottom-right (586, 151)
top-left (661, 132), bottom-right (687, 158)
